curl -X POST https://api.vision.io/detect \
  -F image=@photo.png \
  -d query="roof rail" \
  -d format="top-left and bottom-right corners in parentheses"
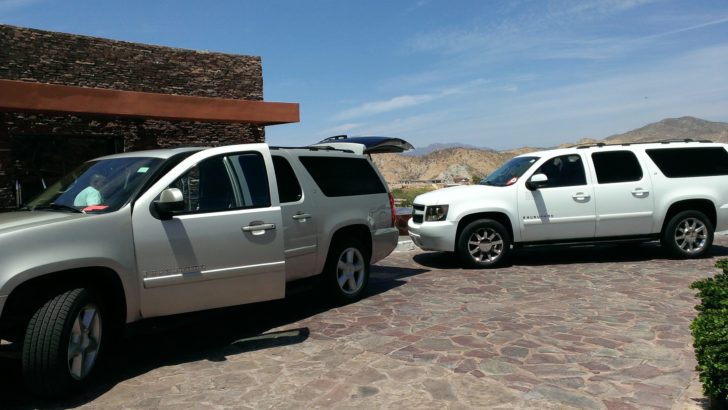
top-left (572, 138), bottom-right (714, 149)
top-left (270, 145), bottom-right (355, 153)
top-left (658, 138), bottom-right (713, 144)
top-left (575, 142), bottom-right (606, 149)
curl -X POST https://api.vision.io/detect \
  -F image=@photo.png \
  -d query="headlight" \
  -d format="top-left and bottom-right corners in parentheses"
top-left (425, 205), bottom-right (449, 221)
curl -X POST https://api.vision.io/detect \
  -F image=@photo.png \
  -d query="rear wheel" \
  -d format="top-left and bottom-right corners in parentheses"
top-left (457, 219), bottom-right (511, 268)
top-left (661, 210), bottom-right (714, 258)
top-left (22, 288), bottom-right (104, 397)
top-left (323, 237), bottom-right (370, 304)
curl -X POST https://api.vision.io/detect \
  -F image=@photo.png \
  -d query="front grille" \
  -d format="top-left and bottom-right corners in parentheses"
top-left (412, 204), bottom-right (424, 224)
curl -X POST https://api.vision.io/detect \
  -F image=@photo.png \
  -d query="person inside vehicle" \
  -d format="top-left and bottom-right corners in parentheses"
top-left (73, 174), bottom-right (106, 206)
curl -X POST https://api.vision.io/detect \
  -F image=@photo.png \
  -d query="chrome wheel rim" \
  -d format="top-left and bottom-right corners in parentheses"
top-left (468, 227), bottom-right (504, 263)
top-left (337, 248), bottom-right (365, 295)
top-left (67, 303), bottom-right (102, 380)
top-left (674, 217), bottom-right (707, 254)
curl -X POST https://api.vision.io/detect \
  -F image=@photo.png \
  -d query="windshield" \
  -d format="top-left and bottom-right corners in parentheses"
top-left (480, 156), bottom-right (539, 187)
top-left (26, 157), bottom-right (163, 214)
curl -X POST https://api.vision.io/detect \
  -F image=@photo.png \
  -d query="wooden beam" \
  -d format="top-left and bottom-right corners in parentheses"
top-left (0, 79), bottom-right (299, 125)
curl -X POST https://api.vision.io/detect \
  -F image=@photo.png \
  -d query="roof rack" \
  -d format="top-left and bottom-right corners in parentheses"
top-left (270, 145), bottom-right (355, 154)
top-left (573, 138), bottom-right (714, 149)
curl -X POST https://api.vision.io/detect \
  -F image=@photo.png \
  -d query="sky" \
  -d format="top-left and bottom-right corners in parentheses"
top-left (2, 0), bottom-right (728, 150)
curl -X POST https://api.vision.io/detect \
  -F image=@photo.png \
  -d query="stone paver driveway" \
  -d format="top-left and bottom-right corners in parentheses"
top-left (2, 237), bottom-right (726, 409)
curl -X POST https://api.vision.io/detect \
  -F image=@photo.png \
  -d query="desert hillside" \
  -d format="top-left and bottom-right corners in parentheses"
top-left (375, 116), bottom-right (728, 187)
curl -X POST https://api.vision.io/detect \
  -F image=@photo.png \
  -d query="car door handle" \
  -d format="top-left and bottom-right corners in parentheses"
top-left (292, 213), bottom-right (312, 221)
top-left (631, 188), bottom-right (649, 197)
top-left (572, 192), bottom-right (591, 201)
top-left (242, 223), bottom-right (276, 233)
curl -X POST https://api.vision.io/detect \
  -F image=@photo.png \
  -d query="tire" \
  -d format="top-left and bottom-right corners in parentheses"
top-left (457, 219), bottom-right (511, 268)
top-left (661, 210), bottom-right (714, 259)
top-left (22, 288), bottom-right (104, 398)
top-left (323, 237), bottom-right (370, 304)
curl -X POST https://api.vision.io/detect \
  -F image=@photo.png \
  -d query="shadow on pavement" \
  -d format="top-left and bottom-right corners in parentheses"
top-left (413, 242), bottom-right (728, 269)
top-left (0, 264), bottom-right (428, 409)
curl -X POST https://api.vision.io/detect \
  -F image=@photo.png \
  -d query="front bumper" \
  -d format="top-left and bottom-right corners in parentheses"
top-left (372, 227), bottom-right (399, 263)
top-left (407, 219), bottom-right (457, 252)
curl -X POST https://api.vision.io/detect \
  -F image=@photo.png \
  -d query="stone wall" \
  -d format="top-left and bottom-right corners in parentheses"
top-left (0, 24), bottom-right (266, 209)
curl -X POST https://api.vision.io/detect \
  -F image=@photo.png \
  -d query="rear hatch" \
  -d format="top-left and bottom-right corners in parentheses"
top-left (312, 135), bottom-right (414, 155)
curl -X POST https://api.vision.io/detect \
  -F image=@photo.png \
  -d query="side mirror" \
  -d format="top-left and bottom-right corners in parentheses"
top-left (154, 188), bottom-right (184, 219)
top-left (526, 173), bottom-right (548, 191)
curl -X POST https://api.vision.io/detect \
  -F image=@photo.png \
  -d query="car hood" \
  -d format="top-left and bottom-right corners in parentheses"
top-left (0, 211), bottom-right (84, 236)
top-left (414, 184), bottom-right (507, 205)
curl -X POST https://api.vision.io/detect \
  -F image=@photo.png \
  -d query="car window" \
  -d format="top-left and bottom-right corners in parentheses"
top-left (534, 154), bottom-right (587, 188)
top-left (272, 156), bottom-right (302, 203)
top-left (646, 147), bottom-right (728, 178)
top-left (26, 157), bottom-right (163, 213)
top-left (228, 152), bottom-right (271, 208)
top-left (481, 156), bottom-right (539, 186)
top-left (169, 156), bottom-right (237, 213)
top-left (167, 152), bottom-right (270, 213)
top-left (299, 156), bottom-right (386, 197)
top-left (591, 151), bottom-right (643, 184)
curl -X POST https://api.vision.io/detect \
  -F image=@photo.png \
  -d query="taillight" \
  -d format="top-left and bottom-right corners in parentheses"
top-left (388, 192), bottom-right (396, 227)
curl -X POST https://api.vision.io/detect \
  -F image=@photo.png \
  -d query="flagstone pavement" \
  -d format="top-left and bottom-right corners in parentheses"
top-left (2, 236), bottom-right (727, 409)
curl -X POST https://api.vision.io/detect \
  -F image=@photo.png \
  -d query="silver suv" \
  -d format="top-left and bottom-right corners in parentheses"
top-left (0, 138), bottom-right (408, 396)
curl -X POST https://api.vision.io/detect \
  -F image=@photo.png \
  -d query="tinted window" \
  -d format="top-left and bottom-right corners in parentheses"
top-left (646, 147), bottom-right (728, 178)
top-left (299, 156), bottom-right (386, 197)
top-left (272, 156), bottom-right (302, 203)
top-left (229, 152), bottom-right (271, 208)
top-left (534, 154), bottom-right (586, 188)
top-left (170, 156), bottom-right (237, 213)
top-left (168, 152), bottom-right (270, 213)
top-left (592, 151), bottom-right (643, 184)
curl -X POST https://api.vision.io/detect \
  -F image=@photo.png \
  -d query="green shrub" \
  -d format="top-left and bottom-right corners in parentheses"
top-left (690, 259), bottom-right (728, 404)
top-left (391, 186), bottom-right (437, 207)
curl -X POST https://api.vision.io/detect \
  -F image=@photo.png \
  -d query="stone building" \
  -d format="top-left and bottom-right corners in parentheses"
top-left (0, 24), bottom-right (298, 209)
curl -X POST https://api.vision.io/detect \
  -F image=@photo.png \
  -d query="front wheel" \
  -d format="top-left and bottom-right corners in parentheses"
top-left (661, 210), bottom-right (714, 258)
top-left (457, 219), bottom-right (511, 268)
top-left (323, 237), bottom-right (370, 304)
top-left (22, 288), bottom-right (104, 398)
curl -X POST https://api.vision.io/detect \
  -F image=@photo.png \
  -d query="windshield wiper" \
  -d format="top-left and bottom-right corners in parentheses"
top-left (34, 203), bottom-right (83, 213)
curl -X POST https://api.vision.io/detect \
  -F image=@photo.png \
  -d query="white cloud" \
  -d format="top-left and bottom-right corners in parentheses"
top-left (333, 42), bottom-right (728, 150)
top-left (334, 78), bottom-right (494, 121)
top-left (335, 94), bottom-right (436, 121)
top-left (429, 43), bottom-right (728, 148)
top-left (643, 15), bottom-right (728, 39)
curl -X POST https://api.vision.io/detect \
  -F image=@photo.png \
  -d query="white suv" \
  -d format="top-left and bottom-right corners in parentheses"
top-left (408, 140), bottom-right (728, 267)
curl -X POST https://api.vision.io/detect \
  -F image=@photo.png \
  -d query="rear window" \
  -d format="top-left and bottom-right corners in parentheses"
top-left (646, 147), bottom-right (728, 178)
top-left (299, 156), bottom-right (386, 197)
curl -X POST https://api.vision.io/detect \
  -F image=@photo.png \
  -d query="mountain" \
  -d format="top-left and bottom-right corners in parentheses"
top-left (401, 142), bottom-right (484, 157)
top-left (376, 117), bottom-right (728, 187)
top-left (373, 147), bottom-right (526, 185)
top-left (603, 116), bottom-right (728, 144)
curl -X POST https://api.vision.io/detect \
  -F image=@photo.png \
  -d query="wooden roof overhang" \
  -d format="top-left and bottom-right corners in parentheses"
top-left (0, 79), bottom-right (299, 125)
